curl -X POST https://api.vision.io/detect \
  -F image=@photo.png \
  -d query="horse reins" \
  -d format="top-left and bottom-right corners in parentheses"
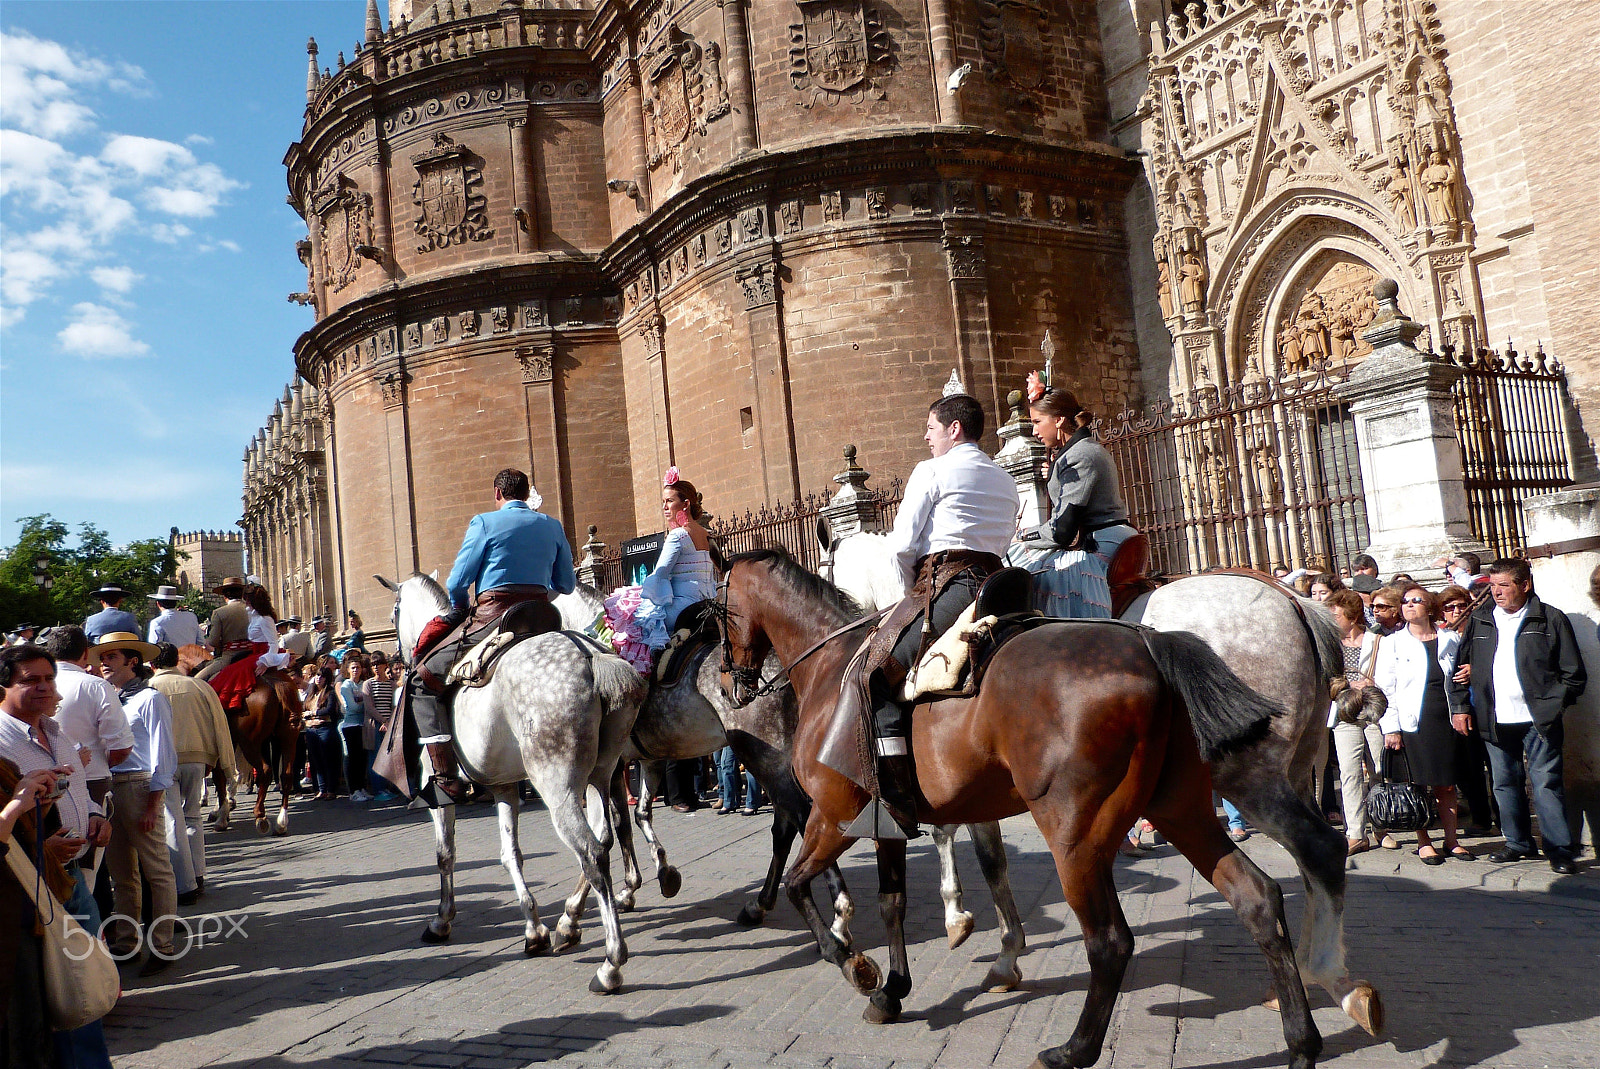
top-left (716, 579), bottom-right (888, 705)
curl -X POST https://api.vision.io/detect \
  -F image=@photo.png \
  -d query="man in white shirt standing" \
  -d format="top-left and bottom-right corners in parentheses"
top-left (147, 585), bottom-right (202, 648)
top-left (860, 390), bottom-right (1019, 838)
top-left (94, 631), bottom-right (183, 972)
top-left (1452, 558), bottom-right (1586, 875)
top-left (40, 625), bottom-right (134, 890)
top-left (280, 616), bottom-right (312, 667)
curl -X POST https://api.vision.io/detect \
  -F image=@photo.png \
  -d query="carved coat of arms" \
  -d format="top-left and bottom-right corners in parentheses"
top-left (642, 26), bottom-right (729, 173)
top-left (789, 1), bottom-right (893, 107)
top-left (979, 0), bottom-right (1049, 93)
top-left (312, 174), bottom-right (373, 292)
top-left (410, 133), bottom-right (494, 252)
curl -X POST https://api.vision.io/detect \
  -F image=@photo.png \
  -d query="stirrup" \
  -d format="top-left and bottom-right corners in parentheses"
top-left (412, 776), bottom-right (467, 810)
top-left (842, 798), bottom-right (921, 840)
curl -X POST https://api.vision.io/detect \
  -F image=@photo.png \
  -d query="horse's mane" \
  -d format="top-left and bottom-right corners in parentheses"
top-left (726, 547), bottom-right (861, 622)
top-left (410, 571), bottom-right (452, 612)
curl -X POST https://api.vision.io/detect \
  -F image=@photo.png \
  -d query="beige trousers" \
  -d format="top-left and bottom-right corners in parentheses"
top-left (1334, 720), bottom-right (1386, 839)
top-left (106, 773), bottom-right (178, 953)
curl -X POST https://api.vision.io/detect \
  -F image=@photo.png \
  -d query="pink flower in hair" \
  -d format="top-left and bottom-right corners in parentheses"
top-left (663, 465), bottom-right (680, 487)
top-left (1025, 371), bottom-right (1046, 403)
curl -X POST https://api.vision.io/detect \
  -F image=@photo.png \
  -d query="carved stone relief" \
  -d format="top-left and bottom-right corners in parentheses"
top-left (311, 174), bottom-right (373, 292)
top-left (978, 0), bottom-right (1049, 108)
top-left (788, 1), bottom-right (894, 108)
top-left (410, 133), bottom-right (494, 252)
top-left (641, 26), bottom-right (730, 173)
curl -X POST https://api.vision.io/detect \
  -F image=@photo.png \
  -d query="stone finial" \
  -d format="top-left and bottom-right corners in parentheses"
top-left (1041, 329), bottom-right (1056, 388)
top-left (306, 38), bottom-right (320, 103)
top-left (942, 369), bottom-right (966, 397)
top-left (1006, 388), bottom-right (1027, 429)
top-left (365, 0), bottom-right (383, 43)
top-left (1360, 278), bottom-right (1424, 352)
top-left (821, 445), bottom-right (880, 537)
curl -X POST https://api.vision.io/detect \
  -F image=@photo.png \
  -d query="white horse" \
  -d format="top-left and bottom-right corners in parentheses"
top-left (819, 527), bottom-right (1382, 1034)
top-left (378, 572), bottom-right (647, 994)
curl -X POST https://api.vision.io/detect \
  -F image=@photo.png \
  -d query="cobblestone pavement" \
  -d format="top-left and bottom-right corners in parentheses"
top-left (106, 793), bottom-right (1599, 1069)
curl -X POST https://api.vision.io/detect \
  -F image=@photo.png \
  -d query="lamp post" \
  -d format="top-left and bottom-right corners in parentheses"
top-left (32, 556), bottom-right (53, 593)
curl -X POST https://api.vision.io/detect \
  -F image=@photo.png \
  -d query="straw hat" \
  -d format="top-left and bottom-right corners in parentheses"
top-left (89, 631), bottom-right (160, 662)
top-left (213, 576), bottom-right (247, 595)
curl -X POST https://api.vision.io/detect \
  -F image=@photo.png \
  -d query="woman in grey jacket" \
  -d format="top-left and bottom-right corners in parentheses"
top-left (1006, 378), bottom-right (1138, 618)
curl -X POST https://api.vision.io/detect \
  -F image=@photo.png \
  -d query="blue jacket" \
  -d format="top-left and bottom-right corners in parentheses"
top-left (446, 500), bottom-right (576, 607)
top-left (84, 606), bottom-right (140, 644)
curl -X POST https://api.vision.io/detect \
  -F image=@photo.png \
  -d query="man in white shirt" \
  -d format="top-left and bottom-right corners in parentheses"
top-left (861, 392), bottom-right (1019, 837)
top-left (280, 616), bottom-right (312, 666)
top-left (1452, 558), bottom-right (1586, 875)
top-left (146, 585), bottom-right (202, 648)
top-left (40, 625), bottom-right (134, 889)
top-left (94, 631), bottom-right (182, 971)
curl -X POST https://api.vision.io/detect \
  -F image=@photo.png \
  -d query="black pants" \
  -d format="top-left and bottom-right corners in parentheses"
top-left (409, 623), bottom-right (492, 741)
top-left (870, 572), bottom-right (981, 739)
top-left (341, 726), bottom-right (367, 793)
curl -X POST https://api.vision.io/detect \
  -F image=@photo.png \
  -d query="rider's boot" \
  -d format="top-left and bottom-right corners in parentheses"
top-left (876, 744), bottom-right (924, 840)
top-left (421, 742), bottom-right (468, 808)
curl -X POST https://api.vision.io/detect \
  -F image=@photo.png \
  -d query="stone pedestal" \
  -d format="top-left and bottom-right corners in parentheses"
top-left (1522, 485), bottom-right (1600, 851)
top-left (819, 445), bottom-right (883, 539)
top-left (995, 389), bottom-right (1051, 530)
top-left (576, 525), bottom-right (608, 590)
top-left (1340, 280), bottom-right (1489, 580)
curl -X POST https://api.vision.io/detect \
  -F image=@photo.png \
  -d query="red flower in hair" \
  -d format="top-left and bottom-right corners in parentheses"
top-left (1025, 371), bottom-right (1046, 403)
top-left (663, 465), bottom-right (680, 487)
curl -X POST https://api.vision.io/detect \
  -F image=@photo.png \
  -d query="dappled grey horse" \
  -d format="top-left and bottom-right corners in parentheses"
top-left (379, 572), bottom-right (646, 994)
top-left (822, 530), bottom-right (1382, 1034)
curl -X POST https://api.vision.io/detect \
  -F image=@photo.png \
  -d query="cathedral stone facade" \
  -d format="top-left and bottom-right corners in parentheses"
top-left (246, 0), bottom-right (1599, 629)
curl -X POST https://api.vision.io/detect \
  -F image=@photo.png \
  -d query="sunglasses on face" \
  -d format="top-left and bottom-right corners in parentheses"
top-left (1442, 602), bottom-right (1466, 612)
top-left (1401, 597), bottom-right (1428, 605)
top-left (1374, 603), bottom-right (1400, 611)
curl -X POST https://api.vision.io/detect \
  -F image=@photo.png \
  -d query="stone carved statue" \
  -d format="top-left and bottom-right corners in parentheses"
top-left (1279, 326), bottom-right (1306, 373)
top-left (1421, 150), bottom-right (1458, 225)
top-left (1295, 293), bottom-right (1329, 362)
top-left (1385, 161), bottom-right (1417, 231)
top-left (1156, 259), bottom-right (1176, 319)
top-left (1179, 252), bottom-right (1207, 313)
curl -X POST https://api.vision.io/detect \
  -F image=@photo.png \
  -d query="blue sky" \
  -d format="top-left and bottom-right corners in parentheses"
top-left (2, 0), bottom-right (375, 547)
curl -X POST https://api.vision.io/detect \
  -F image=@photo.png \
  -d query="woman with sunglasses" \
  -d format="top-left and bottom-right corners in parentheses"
top-left (1436, 584), bottom-right (1498, 835)
top-left (1373, 583), bottom-right (1472, 863)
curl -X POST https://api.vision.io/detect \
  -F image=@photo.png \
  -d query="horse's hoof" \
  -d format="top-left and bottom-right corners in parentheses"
top-left (254, 819), bottom-right (270, 835)
top-left (658, 866), bottom-right (682, 899)
top-left (1261, 988), bottom-right (1280, 1011)
top-left (736, 903), bottom-right (765, 927)
top-left (983, 965), bottom-right (1022, 993)
top-left (556, 925), bottom-right (581, 951)
top-left (420, 926), bottom-right (450, 944)
top-left (524, 931), bottom-right (551, 956)
top-left (270, 823), bottom-right (288, 838)
top-left (1028, 1052), bottom-right (1072, 1069)
top-left (615, 894), bottom-right (636, 913)
top-left (589, 961), bottom-right (623, 994)
top-left (1343, 983), bottom-right (1385, 1036)
top-left (946, 912), bottom-right (975, 950)
top-left (842, 952), bottom-right (881, 995)
top-left (862, 989), bottom-right (901, 1024)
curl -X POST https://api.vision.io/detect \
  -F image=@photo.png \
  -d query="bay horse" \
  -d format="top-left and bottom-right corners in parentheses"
top-left (380, 572), bottom-right (646, 994)
top-left (179, 643), bottom-right (300, 836)
top-left (721, 548), bottom-right (1321, 1069)
top-left (822, 530), bottom-right (1381, 1034)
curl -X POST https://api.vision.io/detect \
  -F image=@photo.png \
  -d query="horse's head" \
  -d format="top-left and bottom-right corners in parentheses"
top-left (374, 571), bottom-right (448, 663)
top-left (719, 547), bottom-right (859, 706)
top-left (718, 557), bottom-right (776, 707)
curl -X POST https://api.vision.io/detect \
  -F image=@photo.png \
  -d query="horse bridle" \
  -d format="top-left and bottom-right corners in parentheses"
top-left (714, 576), bottom-right (887, 707)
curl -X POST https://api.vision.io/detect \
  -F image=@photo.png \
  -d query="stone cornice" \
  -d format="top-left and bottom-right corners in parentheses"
top-left (599, 128), bottom-right (1139, 282)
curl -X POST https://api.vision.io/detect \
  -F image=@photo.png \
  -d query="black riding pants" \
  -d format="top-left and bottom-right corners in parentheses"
top-left (869, 572), bottom-right (981, 739)
top-left (408, 622), bottom-right (493, 742)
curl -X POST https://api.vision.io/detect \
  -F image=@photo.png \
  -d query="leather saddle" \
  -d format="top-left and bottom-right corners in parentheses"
top-left (1107, 532), bottom-right (1161, 617)
top-left (446, 599), bottom-right (563, 688)
top-left (652, 600), bottom-right (720, 688)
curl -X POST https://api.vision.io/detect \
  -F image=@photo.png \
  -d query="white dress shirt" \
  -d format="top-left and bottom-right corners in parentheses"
top-left (247, 611), bottom-right (292, 671)
top-left (885, 442), bottom-right (1021, 585)
top-left (148, 607), bottom-right (202, 648)
top-left (110, 685), bottom-right (179, 792)
top-left (0, 712), bottom-right (102, 860)
top-left (1491, 603), bottom-right (1533, 725)
top-left (51, 661), bottom-right (135, 780)
top-left (1374, 627), bottom-right (1461, 734)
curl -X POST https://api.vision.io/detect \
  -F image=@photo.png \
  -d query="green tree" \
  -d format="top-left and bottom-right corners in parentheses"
top-left (0, 514), bottom-right (186, 632)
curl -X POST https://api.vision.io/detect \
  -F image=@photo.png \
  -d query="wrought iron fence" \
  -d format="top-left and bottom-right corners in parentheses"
top-left (1097, 361), bottom-right (1369, 575)
top-left (1448, 341), bottom-right (1575, 558)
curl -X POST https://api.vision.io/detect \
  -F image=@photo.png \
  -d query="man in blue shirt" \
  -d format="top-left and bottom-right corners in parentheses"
top-left (408, 468), bottom-right (575, 805)
top-left (84, 585), bottom-right (139, 644)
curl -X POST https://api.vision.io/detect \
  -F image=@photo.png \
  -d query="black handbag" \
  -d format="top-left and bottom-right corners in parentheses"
top-left (1367, 747), bottom-right (1437, 832)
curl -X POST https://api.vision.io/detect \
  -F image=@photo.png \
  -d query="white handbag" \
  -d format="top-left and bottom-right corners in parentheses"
top-left (3, 836), bottom-right (121, 1031)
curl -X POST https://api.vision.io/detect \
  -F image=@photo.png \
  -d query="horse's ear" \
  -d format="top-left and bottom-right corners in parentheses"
top-left (429, 569), bottom-right (439, 582)
top-left (373, 574), bottom-right (398, 592)
top-left (815, 516), bottom-right (833, 552)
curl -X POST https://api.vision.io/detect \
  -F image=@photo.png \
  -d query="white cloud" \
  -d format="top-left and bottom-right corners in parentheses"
top-left (0, 33), bottom-right (237, 329)
top-left (90, 265), bottom-right (140, 293)
top-left (56, 302), bottom-right (149, 357)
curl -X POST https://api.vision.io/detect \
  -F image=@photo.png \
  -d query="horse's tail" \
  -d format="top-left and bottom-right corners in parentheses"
top-left (1300, 597), bottom-right (1344, 688)
top-left (1142, 629), bottom-right (1279, 762)
top-left (589, 650), bottom-right (648, 717)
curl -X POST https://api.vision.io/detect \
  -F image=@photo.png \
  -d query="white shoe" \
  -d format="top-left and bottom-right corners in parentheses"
top-left (351, 789), bottom-right (372, 802)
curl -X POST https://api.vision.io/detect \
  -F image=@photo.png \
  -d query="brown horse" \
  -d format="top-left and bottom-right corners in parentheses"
top-left (179, 645), bottom-right (302, 836)
top-left (719, 549), bottom-right (1321, 1069)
